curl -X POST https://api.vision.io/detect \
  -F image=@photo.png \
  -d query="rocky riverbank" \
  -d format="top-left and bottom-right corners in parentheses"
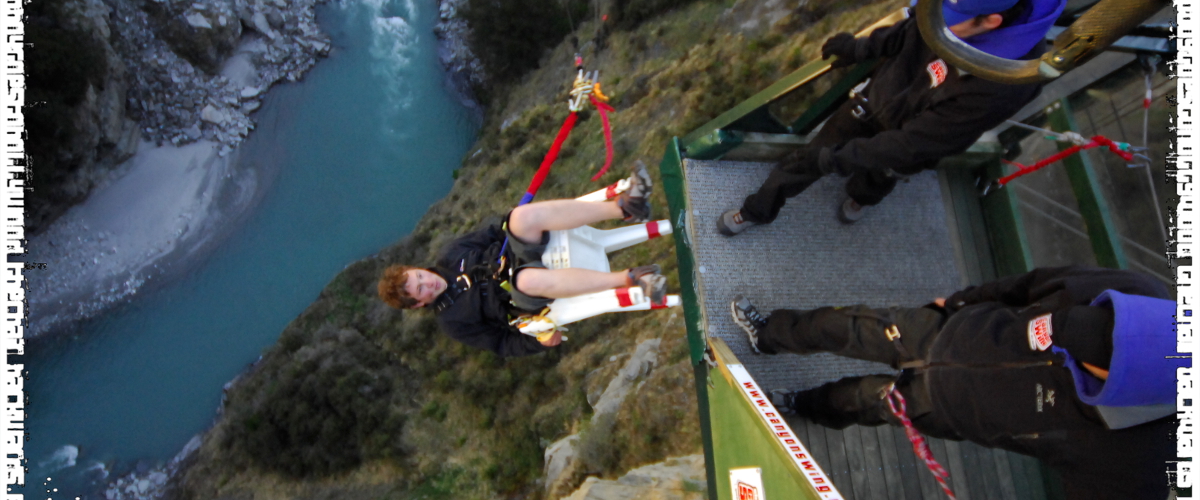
top-left (27, 0), bottom-right (330, 234)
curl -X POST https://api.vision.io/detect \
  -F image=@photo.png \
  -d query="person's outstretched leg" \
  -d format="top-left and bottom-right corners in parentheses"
top-left (752, 304), bottom-right (945, 367)
top-left (508, 199), bottom-right (625, 245)
top-left (514, 265), bottom-right (665, 301)
top-left (773, 373), bottom-right (958, 439)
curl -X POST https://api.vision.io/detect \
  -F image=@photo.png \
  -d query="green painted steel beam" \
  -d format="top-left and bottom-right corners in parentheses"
top-left (659, 138), bottom-right (719, 499)
top-left (981, 159), bottom-right (1035, 276)
top-left (659, 137), bottom-right (708, 364)
top-left (1045, 99), bottom-right (1129, 269)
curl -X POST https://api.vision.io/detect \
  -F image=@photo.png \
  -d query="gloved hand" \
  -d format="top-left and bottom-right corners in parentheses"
top-left (821, 32), bottom-right (858, 68)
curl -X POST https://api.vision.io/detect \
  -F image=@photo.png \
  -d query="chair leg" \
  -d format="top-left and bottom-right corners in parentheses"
top-left (591, 220), bottom-right (673, 253)
top-left (514, 290), bottom-right (682, 335)
top-left (575, 178), bottom-right (630, 202)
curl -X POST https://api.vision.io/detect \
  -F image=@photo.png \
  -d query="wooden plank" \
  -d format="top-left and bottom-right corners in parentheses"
top-left (1002, 449), bottom-right (1033, 500)
top-left (942, 440), bottom-right (973, 500)
top-left (991, 448), bottom-right (1021, 500)
top-left (957, 440), bottom-right (987, 500)
top-left (859, 424), bottom-right (890, 500)
top-left (804, 417), bottom-right (833, 469)
top-left (843, 425), bottom-right (873, 500)
top-left (825, 426), bottom-right (856, 500)
top-left (969, 441), bottom-right (1002, 500)
top-left (876, 425), bottom-right (913, 500)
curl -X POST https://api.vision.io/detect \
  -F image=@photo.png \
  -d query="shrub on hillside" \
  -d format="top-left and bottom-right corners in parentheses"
top-left (609, 0), bottom-right (703, 31)
top-left (222, 325), bottom-right (409, 477)
top-left (461, 0), bottom-right (587, 84)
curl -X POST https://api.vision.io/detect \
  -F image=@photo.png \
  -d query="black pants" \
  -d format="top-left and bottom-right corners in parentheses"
top-left (740, 100), bottom-right (914, 224)
top-left (758, 305), bottom-right (961, 440)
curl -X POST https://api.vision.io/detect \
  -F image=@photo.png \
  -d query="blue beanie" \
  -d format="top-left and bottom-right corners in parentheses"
top-left (931, 0), bottom-right (1068, 59)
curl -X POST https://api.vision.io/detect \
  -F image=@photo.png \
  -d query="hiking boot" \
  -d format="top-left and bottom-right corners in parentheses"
top-left (837, 197), bottom-right (868, 224)
top-left (627, 264), bottom-right (667, 304)
top-left (731, 294), bottom-right (768, 353)
top-left (717, 209), bottom-right (758, 236)
top-left (617, 160), bottom-right (653, 222)
top-left (766, 389), bottom-right (798, 414)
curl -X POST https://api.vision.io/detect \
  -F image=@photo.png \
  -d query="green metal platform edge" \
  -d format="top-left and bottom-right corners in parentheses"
top-left (660, 137), bottom-right (721, 499)
top-left (708, 339), bottom-right (835, 500)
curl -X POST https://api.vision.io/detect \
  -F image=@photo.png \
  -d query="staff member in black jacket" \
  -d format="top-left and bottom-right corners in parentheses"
top-left (731, 266), bottom-right (1182, 499)
top-left (718, 0), bottom-right (1066, 234)
top-left (377, 164), bottom-right (668, 357)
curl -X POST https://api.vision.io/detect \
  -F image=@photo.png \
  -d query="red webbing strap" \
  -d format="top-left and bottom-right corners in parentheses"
top-left (885, 387), bottom-right (958, 500)
top-left (589, 96), bottom-right (616, 181)
top-left (997, 135), bottom-right (1134, 186)
top-left (525, 111), bottom-right (580, 201)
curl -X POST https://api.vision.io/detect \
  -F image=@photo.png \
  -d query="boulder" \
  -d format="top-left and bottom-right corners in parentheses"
top-left (144, 0), bottom-right (242, 74)
top-left (561, 455), bottom-right (706, 500)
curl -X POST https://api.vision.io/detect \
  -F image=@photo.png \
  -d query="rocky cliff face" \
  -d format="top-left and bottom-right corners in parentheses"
top-left (26, 0), bottom-right (331, 234)
top-left (433, 0), bottom-right (485, 111)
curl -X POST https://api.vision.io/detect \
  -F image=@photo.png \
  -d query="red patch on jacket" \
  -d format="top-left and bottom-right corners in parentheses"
top-left (927, 59), bottom-right (948, 88)
top-left (1027, 313), bottom-right (1054, 351)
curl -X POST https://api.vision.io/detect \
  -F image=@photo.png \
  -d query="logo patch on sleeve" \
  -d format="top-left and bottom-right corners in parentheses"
top-left (1027, 313), bottom-right (1054, 351)
top-left (927, 59), bottom-right (948, 88)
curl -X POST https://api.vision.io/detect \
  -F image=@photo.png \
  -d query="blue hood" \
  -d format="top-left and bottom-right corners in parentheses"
top-left (1052, 290), bottom-right (1186, 428)
top-left (949, 0), bottom-right (1066, 59)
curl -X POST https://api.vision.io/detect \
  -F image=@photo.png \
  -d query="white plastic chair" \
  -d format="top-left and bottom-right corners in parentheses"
top-left (515, 180), bottom-right (682, 336)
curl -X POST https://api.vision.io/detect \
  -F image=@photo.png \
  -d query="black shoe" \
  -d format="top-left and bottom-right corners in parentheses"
top-left (617, 161), bottom-right (653, 222)
top-left (731, 294), bottom-right (768, 353)
top-left (766, 389), bottom-right (798, 414)
top-left (716, 209), bottom-right (758, 236)
top-left (628, 264), bottom-right (667, 304)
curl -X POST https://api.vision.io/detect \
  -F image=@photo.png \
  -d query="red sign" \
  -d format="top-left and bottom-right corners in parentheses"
top-left (736, 481), bottom-right (761, 500)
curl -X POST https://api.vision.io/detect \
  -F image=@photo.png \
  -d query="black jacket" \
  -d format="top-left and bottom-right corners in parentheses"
top-left (830, 17), bottom-right (1043, 176)
top-left (933, 266), bottom-right (1173, 499)
top-left (430, 224), bottom-right (548, 357)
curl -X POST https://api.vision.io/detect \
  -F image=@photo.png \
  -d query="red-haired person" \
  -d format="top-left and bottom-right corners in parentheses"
top-left (378, 164), bottom-right (666, 357)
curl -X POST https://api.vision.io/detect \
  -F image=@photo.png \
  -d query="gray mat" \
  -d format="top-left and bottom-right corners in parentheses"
top-left (683, 159), bottom-right (964, 392)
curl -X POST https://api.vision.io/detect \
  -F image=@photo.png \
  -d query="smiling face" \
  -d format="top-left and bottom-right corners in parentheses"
top-left (403, 269), bottom-right (447, 308)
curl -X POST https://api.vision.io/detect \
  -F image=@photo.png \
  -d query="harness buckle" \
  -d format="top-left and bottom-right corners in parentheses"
top-left (851, 105), bottom-right (867, 119)
top-left (885, 324), bottom-right (901, 341)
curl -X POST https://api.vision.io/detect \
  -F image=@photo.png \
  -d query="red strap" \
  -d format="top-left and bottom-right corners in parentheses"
top-left (590, 96), bottom-right (616, 181)
top-left (615, 287), bottom-right (634, 307)
top-left (527, 112), bottom-right (579, 198)
top-left (998, 135), bottom-right (1134, 186)
top-left (646, 220), bottom-right (661, 239)
top-left (886, 387), bottom-right (957, 500)
top-left (605, 182), bottom-right (619, 199)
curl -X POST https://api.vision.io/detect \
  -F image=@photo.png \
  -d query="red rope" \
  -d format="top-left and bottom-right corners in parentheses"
top-left (998, 135), bottom-right (1134, 186)
top-left (524, 111), bottom-right (579, 202)
top-left (886, 387), bottom-right (957, 500)
top-left (590, 96), bottom-right (616, 181)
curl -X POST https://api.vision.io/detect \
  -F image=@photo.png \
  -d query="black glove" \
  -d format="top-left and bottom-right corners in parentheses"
top-left (821, 32), bottom-right (858, 68)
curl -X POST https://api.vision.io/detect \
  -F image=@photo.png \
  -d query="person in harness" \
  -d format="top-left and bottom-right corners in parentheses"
top-left (717, 0), bottom-right (1066, 233)
top-left (377, 163), bottom-right (668, 357)
top-left (731, 266), bottom-right (1181, 499)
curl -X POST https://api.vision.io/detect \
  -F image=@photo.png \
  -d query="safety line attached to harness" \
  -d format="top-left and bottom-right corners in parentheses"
top-left (885, 385), bottom-right (958, 500)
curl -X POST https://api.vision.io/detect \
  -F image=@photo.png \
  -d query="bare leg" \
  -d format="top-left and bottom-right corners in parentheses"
top-left (514, 267), bottom-right (628, 299)
top-left (508, 200), bottom-right (624, 244)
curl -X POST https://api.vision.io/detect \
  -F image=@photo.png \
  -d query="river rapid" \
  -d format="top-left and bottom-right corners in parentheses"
top-left (19, 0), bottom-right (477, 496)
